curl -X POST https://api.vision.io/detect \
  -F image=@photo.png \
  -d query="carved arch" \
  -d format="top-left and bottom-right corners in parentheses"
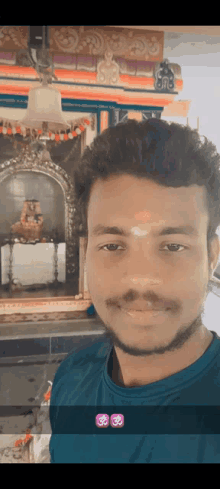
top-left (0, 148), bottom-right (77, 282)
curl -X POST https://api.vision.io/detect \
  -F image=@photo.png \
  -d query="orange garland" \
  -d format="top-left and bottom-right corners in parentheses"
top-left (14, 384), bottom-right (52, 448)
top-left (0, 118), bottom-right (90, 142)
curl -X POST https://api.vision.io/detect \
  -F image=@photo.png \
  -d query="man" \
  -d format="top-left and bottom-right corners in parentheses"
top-left (85, 174), bottom-right (218, 388)
top-left (49, 118), bottom-right (220, 463)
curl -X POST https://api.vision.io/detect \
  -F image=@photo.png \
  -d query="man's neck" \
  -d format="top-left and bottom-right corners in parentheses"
top-left (110, 330), bottom-right (214, 388)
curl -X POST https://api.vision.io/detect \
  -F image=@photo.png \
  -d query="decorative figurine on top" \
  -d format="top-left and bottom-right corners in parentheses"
top-left (11, 199), bottom-right (43, 243)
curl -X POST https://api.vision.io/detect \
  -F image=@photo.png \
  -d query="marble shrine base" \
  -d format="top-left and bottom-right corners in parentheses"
top-left (0, 297), bottom-right (92, 324)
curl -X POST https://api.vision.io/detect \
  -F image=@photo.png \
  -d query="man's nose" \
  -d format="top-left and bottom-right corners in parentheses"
top-left (121, 276), bottom-right (162, 287)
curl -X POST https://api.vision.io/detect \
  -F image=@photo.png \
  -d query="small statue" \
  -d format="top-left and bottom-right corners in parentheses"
top-left (11, 200), bottom-right (43, 242)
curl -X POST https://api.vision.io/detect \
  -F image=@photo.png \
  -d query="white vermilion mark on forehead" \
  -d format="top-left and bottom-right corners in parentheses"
top-left (131, 227), bottom-right (148, 237)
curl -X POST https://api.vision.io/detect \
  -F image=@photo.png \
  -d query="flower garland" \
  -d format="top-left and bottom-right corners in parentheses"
top-left (14, 381), bottom-right (53, 449)
top-left (0, 118), bottom-right (90, 143)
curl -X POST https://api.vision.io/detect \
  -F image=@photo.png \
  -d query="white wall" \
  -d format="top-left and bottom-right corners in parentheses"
top-left (163, 33), bottom-right (220, 153)
top-left (163, 33), bottom-right (220, 335)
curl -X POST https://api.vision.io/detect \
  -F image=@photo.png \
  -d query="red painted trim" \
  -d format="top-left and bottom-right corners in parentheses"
top-left (0, 65), bottom-right (183, 91)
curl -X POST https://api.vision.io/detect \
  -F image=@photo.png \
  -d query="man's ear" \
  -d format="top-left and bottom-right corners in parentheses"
top-left (210, 235), bottom-right (220, 273)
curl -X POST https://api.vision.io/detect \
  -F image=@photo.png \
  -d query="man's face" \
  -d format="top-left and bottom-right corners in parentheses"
top-left (85, 174), bottom-right (219, 358)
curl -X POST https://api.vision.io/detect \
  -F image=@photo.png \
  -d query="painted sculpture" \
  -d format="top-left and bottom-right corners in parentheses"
top-left (11, 200), bottom-right (43, 242)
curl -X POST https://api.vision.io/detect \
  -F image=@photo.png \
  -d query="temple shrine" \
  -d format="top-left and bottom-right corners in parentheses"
top-left (0, 25), bottom-right (190, 326)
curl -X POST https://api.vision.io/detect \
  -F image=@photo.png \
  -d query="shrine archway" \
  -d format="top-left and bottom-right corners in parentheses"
top-left (0, 171), bottom-right (65, 240)
top-left (0, 148), bottom-right (77, 283)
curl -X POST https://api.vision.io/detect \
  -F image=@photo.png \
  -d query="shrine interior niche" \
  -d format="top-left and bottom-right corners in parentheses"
top-left (1, 172), bottom-right (65, 242)
top-left (0, 124), bottom-right (85, 296)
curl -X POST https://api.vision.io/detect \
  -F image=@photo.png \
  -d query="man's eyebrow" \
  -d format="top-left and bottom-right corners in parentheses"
top-left (91, 224), bottom-right (199, 238)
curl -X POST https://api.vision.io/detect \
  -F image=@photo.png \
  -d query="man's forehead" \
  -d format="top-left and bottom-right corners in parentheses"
top-left (90, 175), bottom-right (207, 200)
top-left (89, 177), bottom-right (208, 221)
top-left (87, 183), bottom-right (209, 243)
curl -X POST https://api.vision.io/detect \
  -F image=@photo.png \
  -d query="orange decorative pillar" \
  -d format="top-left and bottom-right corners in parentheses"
top-left (100, 111), bottom-right (109, 133)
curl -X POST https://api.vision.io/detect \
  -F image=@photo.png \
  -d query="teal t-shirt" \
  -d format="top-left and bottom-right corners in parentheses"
top-left (49, 331), bottom-right (220, 463)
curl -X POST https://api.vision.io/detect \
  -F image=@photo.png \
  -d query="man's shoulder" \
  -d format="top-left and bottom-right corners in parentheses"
top-left (52, 333), bottom-right (111, 385)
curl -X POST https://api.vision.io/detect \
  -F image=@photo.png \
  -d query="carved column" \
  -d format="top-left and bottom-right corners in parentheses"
top-left (79, 237), bottom-right (90, 300)
top-left (113, 108), bottom-right (120, 126)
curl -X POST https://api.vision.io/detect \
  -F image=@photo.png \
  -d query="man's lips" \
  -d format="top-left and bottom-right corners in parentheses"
top-left (122, 309), bottom-right (171, 315)
top-left (119, 303), bottom-right (172, 312)
top-left (120, 307), bottom-right (171, 323)
top-left (126, 309), bottom-right (170, 312)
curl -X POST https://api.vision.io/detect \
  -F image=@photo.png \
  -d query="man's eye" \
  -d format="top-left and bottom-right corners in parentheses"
top-left (99, 244), bottom-right (188, 253)
top-left (99, 244), bottom-right (124, 252)
top-left (163, 244), bottom-right (187, 252)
